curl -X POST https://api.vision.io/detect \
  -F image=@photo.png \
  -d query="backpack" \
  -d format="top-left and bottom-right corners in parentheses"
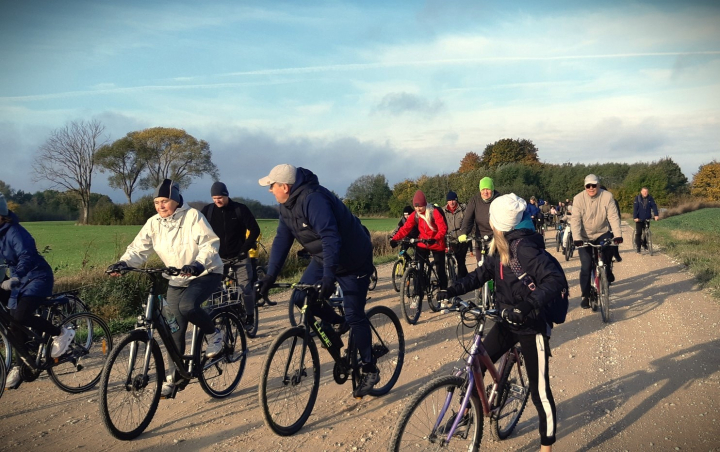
top-left (508, 239), bottom-right (569, 326)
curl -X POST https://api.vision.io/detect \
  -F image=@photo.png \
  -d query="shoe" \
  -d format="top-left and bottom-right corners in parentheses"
top-left (636, 249), bottom-right (641, 254)
top-left (643, 245), bottom-right (649, 251)
top-left (161, 377), bottom-right (175, 398)
top-left (353, 369), bottom-right (380, 399)
top-left (441, 412), bottom-right (471, 437)
top-left (410, 300), bottom-right (418, 310)
top-left (51, 326), bottom-right (76, 358)
top-left (615, 255), bottom-right (622, 263)
top-left (205, 328), bottom-right (225, 358)
top-left (581, 297), bottom-right (590, 309)
top-left (264, 298), bottom-right (277, 306)
top-left (5, 367), bottom-right (21, 389)
top-left (607, 272), bottom-right (615, 284)
top-left (244, 316), bottom-right (255, 331)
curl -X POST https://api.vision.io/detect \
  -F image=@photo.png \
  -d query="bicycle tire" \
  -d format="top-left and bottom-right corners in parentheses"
top-left (0, 353), bottom-right (5, 399)
top-left (351, 305), bottom-right (404, 397)
top-left (0, 329), bottom-right (10, 374)
top-left (259, 327), bottom-right (320, 436)
top-left (426, 264), bottom-right (441, 313)
top-left (391, 260), bottom-right (404, 292)
top-left (599, 267), bottom-right (611, 323)
top-left (288, 288), bottom-right (303, 327)
top-left (446, 255), bottom-right (458, 285)
top-left (99, 330), bottom-right (164, 441)
top-left (647, 228), bottom-right (653, 256)
top-left (49, 313), bottom-right (113, 393)
top-left (368, 266), bottom-right (378, 291)
top-left (490, 348), bottom-right (530, 440)
top-left (199, 310), bottom-right (247, 398)
top-left (389, 374), bottom-right (483, 451)
top-left (400, 268), bottom-right (422, 325)
top-left (564, 240), bottom-right (572, 261)
top-left (555, 232), bottom-right (561, 253)
top-left (51, 294), bottom-right (89, 326)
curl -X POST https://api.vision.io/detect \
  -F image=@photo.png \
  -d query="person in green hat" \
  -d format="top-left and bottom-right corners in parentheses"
top-left (459, 177), bottom-right (501, 261)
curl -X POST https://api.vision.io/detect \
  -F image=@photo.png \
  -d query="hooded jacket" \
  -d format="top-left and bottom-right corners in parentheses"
top-left (570, 189), bottom-right (622, 242)
top-left (119, 204), bottom-right (223, 287)
top-left (0, 211), bottom-right (54, 304)
top-left (267, 167), bottom-right (373, 279)
top-left (460, 190), bottom-right (501, 239)
top-left (392, 205), bottom-right (447, 252)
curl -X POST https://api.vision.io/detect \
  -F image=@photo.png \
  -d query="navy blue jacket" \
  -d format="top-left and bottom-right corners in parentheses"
top-left (448, 228), bottom-right (566, 335)
top-left (0, 212), bottom-right (54, 304)
top-left (632, 194), bottom-right (659, 221)
top-left (267, 168), bottom-right (374, 279)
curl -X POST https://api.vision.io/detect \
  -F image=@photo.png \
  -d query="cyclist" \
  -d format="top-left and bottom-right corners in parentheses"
top-left (526, 196), bottom-right (542, 232)
top-left (256, 164), bottom-right (379, 398)
top-left (459, 176), bottom-right (501, 261)
top-left (390, 190), bottom-right (449, 290)
top-left (0, 194), bottom-right (75, 389)
top-left (632, 187), bottom-right (659, 254)
top-left (443, 191), bottom-right (469, 278)
top-left (437, 194), bottom-right (561, 451)
top-left (107, 179), bottom-right (225, 398)
top-left (200, 181), bottom-right (262, 327)
top-left (570, 174), bottom-right (622, 309)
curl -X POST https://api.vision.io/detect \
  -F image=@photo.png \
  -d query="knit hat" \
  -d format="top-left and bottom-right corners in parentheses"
top-left (210, 181), bottom-right (229, 197)
top-left (154, 179), bottom-right (183, 205)
top-left (479, 177), bottom-right (494, 191)
top-left (403, 205), bottom-right (413, 214)
top-left (584, 174), bottom-right (599, 185)
top-left (0, 193), bottom-right (7, 216)
top-left (446, 190), bottom-right (458, 201)
top-left (412, 190), bottom-right (427, 207)
top-left (489, 193), bottom-right (527, 232)
top-left (258, 164), bottom-right (297, 186)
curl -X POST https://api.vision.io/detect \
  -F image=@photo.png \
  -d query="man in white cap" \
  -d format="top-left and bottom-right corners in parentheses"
top-left (570, 174), bottom-right (622, 309)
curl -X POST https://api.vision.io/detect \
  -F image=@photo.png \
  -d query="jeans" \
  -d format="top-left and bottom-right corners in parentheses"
top-left (227, 257), bottom-right (256, 318)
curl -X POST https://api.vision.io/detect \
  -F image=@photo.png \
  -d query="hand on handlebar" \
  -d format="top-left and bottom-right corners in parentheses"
top-left (257, 274), bottom-right (277, 299)
top-left (613, 237), bottom-right (623, 245)
top-left (390, 239), bottom-right (399, 248)
top-left (316, 276), bottom-right (336, 300)
top-left (573, 240), bottom-right (584, 247)
top-left (180, 261), bottom-right (205, 277)
top-left (106, 261), bottom-right (129, 275)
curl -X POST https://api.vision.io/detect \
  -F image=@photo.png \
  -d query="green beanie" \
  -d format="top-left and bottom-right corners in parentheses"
top-left (479, 177), bottom-right (494, 191)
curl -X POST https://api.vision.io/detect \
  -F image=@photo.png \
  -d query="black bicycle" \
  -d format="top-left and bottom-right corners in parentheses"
top-left (216, 257), bottom-right (260, 338)
top-left (99, 267), bottom-right (248, 440)
top-left (399, 238), bottom-right (442, 325)
top-left (564, 229), bottom-right (575, 261)
top-left (581, 239), bottom-right (615, 323)
top-left (640, 219), bottom-right (654, 256)
top-left (445, 235), bottom-right (460, 285)
top-left (259, 282), bottom-right (404, 436)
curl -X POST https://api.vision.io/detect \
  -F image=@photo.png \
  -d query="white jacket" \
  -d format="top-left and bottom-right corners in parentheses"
top-left (120, 204), bottom-right (223, 287)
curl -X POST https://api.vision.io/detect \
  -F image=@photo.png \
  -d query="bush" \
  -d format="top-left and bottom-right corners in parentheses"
top-left (123, 196), bottom-right (156, 225)
top-left (89, 199), bottom-right (124, 225)
top-left (75, 271), bottom-right (153, 320)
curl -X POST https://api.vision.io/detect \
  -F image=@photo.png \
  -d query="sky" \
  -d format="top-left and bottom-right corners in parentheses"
top-left (1, 0), bottom-right (719, 205)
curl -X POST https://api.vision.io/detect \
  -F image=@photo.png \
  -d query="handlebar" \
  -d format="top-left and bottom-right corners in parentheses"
top-left (106, 267), bottom-right (182, 277)
top-left (400, 238), bottom-right (436, 245)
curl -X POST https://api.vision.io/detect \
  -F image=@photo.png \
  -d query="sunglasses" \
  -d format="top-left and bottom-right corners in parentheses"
top-left (585, 184), bottom-right (597, 189)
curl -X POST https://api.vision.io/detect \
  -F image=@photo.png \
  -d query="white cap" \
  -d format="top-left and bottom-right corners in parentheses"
top-left (489, 194), bottom-right (527, 232)
top-left (259, 164), bottom-right (297, 186)
top-left (584, 174), bottom-right (599, 185)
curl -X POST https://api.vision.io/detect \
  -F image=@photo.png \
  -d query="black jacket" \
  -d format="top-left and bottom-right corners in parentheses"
top-left (201, 200), bottom-right (260, 260)
top-left (460, 190), bottom-right (501, 239)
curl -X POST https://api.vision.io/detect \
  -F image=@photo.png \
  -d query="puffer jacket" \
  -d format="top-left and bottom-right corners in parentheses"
top-left (0, 211), bottom-right (54, 305)
top-left (392, 205), bottom-right (447, 252)
top-left (119, 204), bottom-right (223, 287)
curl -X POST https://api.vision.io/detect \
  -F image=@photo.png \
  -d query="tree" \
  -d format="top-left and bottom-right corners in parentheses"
top-left (130, 127), bottom-right (219, 190)
top-left (95, 136), bottom-right (149, 203)
top-left (458, 152), bottom-right (482, 173)
top-left (32, 120), bottom-right (106, 224)
top-left (480, 138), bottom-right (540, 169)
top-left (691, 160), bottom-right (720, 201)
top-left (389, 179), bottom-right (419, 216)
top-left (345, 174), bottom-right (392, 216)
top-left (654, 157), bottom-right (688, 194)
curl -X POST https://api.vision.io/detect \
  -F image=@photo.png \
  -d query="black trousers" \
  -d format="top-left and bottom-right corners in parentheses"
top-left (12, 296), bottom-right (61, 337)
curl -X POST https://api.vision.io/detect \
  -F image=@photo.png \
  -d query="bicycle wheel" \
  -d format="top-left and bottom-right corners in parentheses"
top-left (259, 327), bottom-right (320, 436)
top-left (390, 375), bottom-right (482, 451)
top-left (0, 329), bottom-right (11, 373)
top-left (647, 228), bottom-right (654, 256)
top-left (351, 305), bottom-right (405, 397)
top-left (400, 268), bottom-right (422, 325)
top-left (599, 267), bottom-right (611, 323)
top-left (0, 354), bottom-right (5, 399)
top-left (490, 348), bottom-right (530, 440)
top-left (48, 313), bottom-right (113, 393)
top-left (99, 330), bottom-right (164, 441)
top-left (391, 260), bottom-right (404, 292)
top-left (51, 294), bottom-right (89, 325)
top-left (555, 231), bottom-right (561, 253)
top-left (368, 266), bottom-right (378, 291)
top-left (199, 311), bottom-right (247, 398)
top-left (564, 240), bottom-right (572, 261)
top-left (446, 255), bottom-right (458, 284)
top-left (288, 289), bottom-right (303, 327)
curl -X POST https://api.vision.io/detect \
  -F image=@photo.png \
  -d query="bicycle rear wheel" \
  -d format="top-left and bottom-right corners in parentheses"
top-left (0, 329), bottom-right (11, 374)
top-left (390, 375), bottom-right (482, 451)
top-left (259, 327), bottom-right (320, 436)
top-left (49, 313), bottom-right (113, 393)
top-left (99, 330), bottom-right (164, 441)
top-left (368, 266), bottom-right (378, 291)
top-left (400, 268), bottom-right (422, 325)
top-left (599, 267), bottom-right (611, 323)
top-left (490, 348), bottom-right (530, 440)
top-left (0, 353), bottom-right (5, 399)
top-left (391, 260), bottom-right (404, 292)
top-left (199, 311), bottom-right (247, 398)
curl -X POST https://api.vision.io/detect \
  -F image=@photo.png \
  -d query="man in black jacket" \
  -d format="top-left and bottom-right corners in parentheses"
top-left (201, 182), bottom-right (262, 325)
top-left (632, 187), bottom-right (659, 254)
top-left (459, 177), bottom-right (501, 261)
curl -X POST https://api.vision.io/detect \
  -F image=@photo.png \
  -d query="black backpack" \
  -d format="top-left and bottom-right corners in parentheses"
top-left (508, 239), bottom-right (569, 326)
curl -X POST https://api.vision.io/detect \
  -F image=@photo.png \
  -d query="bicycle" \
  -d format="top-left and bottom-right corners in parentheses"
top-left (216, 257), bottom-right (260, 338)
top-left (369, 265), bottom-right (378, 291)
top-left (564, 229), bottom-right (575, 261)
top-left (391, 245), bottom-right (414, 293)
top-left (640, 219), bottom-right (654, 256)
top-left (99, 267), bottom-right (248, 440)
top-left (259, 282), bottom-right (405, 436)
top-left (445, 235), bottom-right (459, 285)
top-left (288, 282), bottom-right (343, 327)
top-left (462, 234), bottom-right (495, 311)
top-left (389, 299), bottom-right (530, 450)
top-left (580, 239), bottom-right (615, 323)
top-left (0, 293), bottom-right (112, 396)
top-left (399, 238), bottom-right (442, 325)
top-left (555, 221), bottom-right (565, 253)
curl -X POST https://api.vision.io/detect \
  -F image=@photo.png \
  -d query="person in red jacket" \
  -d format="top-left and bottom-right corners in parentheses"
top-left (391, 190), bottom-right (448, 289)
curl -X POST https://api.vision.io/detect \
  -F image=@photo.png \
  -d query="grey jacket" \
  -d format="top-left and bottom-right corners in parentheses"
top-left (570, 189), bottom-right (621, 242)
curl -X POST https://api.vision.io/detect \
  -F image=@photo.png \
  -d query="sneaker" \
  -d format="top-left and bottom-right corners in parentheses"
top-left (161, 381), bottom-right (175, 398)
top-left (353, 369), bottom-right (380, 399)
top-left (607, 271), bottom-right (615, 284)
top-left (581, 297), bottom-right (590, 309)
top-left (51, 326), bottom-right (76, 358)
top-left (615, 255), bottom-right (623, 263)
top-left (409, 300), bottom-right (418, 310)
top-left (205, 328), bottom-right (225, 358)
top-left (5, 366), bottom-right (21, 389)
top-left (264, 298), bottom-right (277, 306)
top-left (244, 316), bottom-right (255, 332)
top-left (636, 249), bottom-right (641, 254)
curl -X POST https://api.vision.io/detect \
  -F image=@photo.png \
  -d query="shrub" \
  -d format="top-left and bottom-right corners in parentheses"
top-left (123, 196), bottom-right (156, 225)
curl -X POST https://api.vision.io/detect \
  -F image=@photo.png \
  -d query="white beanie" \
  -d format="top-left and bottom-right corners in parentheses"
top-left (489, 193), bottom-right (527, 232)
top-left (0, 193), bottom-right (7, 216)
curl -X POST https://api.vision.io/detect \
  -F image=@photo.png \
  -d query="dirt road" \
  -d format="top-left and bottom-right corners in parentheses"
top-left (1, 223), bottom-right (719, 451)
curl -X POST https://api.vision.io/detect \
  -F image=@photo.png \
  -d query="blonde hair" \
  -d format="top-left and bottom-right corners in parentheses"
top-left (489, 226), bottom-right (511, 266)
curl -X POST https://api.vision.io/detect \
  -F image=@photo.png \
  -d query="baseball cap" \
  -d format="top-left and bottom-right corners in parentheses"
top-left (259, 164), bottom-right (297, 186)
top-left (584, 174), bottom-right (599, 185)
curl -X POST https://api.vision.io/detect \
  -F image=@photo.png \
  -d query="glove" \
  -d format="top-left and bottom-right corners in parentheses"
top-left (501, 301), bottom-right (534, 326)
top-left (1, 277), bottom-right (19, 291)
top-left (436, 287), bottom-right (457, 301)
top-left (257, 274), bottom-right (277, 299)
top-left (426, 238), bottom-right (437, 245)
top-left (316, 276), bottom-right (336, 300)
top-left (613, 237), bottom-right (623, 245)
top-left (106, 261), bottom-right (129, 274)
top-left (390, 240), bottom-right (399, 248)
top-left (573, 240), bottom-right (584, 247)
top-left (180, 261), bottom-right (205, 277)
top-left (237, 252), bottom-right (248, 261)
top-left (457, 234), bottom-right (468, 243)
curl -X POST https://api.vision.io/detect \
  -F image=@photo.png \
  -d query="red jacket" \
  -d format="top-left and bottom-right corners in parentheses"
top-left (392, 206), bottom-right (447, 252)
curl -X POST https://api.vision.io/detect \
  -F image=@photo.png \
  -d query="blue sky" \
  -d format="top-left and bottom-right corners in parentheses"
top-left (1, 0), bottom-right (718, 205)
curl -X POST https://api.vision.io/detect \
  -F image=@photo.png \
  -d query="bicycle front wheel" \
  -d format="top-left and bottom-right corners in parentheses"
top-left (49, 313), bottom-right (113, 393)
top-left (199, 311), bottom-right (247, 398)
top-left (400, 268), bottom-right (422, 325)
top-left (288, 288), bottom-right (303, 327)
top-left (446, 255), bottom-right (458, 284)
top-left (490, 348), bottom-right (530, 440)
top-left (368, 266), bottom-right (378, 291)
top-left (599, 267), bottom-right (611, 323)
top-left (647, 228), bottom-right (654, 256)
top-left (259, 327), bottom-right (320, 436)
top-left (555, 232), bottom-right (561, 253)
top-left (390, 375), bottom-right (483, 451)
top-left (391, 260), bottom-right (404, 292)
top-left (0, 353), bottom-right (6, 399)
top-left (99, 330), bottom-right (165, 441)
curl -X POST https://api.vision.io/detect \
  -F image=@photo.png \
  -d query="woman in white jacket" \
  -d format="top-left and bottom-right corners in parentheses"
top-left (108, 179), bottom-right (224, 398)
